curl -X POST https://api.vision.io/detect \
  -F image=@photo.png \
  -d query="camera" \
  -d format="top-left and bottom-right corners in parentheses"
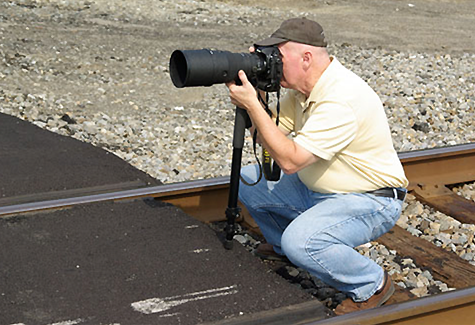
top-left (169, 46), bottom-right (283, 92)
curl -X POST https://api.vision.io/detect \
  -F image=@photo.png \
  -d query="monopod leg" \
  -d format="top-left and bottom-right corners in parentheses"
top-left (224, 107), bottom-right (249, 250)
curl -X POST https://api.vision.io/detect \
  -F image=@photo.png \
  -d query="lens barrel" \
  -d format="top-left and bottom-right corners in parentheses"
top-left (169, 49), bottom-right (265, 88)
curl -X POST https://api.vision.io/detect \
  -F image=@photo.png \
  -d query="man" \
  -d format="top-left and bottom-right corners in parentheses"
top-left (226, 17), bottom-right (408, 315)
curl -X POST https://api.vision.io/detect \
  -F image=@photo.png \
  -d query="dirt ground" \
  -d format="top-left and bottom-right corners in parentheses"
top-left (159, 0), bottom-right (475, 53)
top-left (229, 0), bottom-right (475, 53)
top-left (1, 0), bottom-right (474, 119)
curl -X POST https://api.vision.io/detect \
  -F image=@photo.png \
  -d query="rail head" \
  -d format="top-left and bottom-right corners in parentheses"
top-left (398, 143), bottom-right (475, 163)
top-left (308, 285), bottom-right (475, 325)
top-left (0, 176), bottom-right (230, 217)
top-left (2, 144), bottom-right (475, 217)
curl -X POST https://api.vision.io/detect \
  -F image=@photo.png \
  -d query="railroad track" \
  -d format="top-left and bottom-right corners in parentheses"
top-left (1, 143), bottom-right (475, 324)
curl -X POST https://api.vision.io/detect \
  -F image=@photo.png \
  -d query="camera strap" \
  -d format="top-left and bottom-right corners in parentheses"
top-left (240, 127), bottom-right (263, 186)
top-left (241, 91), bottom-right (281, 187)
top-left (262, 90), bottom-right (281, 181)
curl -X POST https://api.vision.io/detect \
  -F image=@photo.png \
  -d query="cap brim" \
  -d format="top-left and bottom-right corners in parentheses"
top-left (254, 37), bottom-right (287, 47)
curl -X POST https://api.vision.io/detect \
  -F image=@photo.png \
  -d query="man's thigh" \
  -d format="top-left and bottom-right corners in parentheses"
top-left (283, 193), bottom-right (403, 249)
top-left (239, 164), bottom-right (313, 212)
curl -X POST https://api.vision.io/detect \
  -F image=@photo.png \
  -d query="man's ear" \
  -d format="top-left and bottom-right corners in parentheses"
top-left (302, 51), bottom-right (312, 70)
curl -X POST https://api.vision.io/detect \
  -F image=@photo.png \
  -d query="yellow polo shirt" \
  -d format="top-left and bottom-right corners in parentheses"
top-left (275, 57), bottom-right (408, 193)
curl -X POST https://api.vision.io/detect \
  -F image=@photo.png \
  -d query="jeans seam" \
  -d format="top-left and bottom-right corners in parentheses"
top-left (361, 271), bottom-right (384, 302)
top-left (307, 200), bottom-right (392, 241)
top-left (304, 242), bottom-right (362, 299)
top-left (255, 206), bottom-right (304, 232)
top-left (268, 211), bottom-right (285, 232)
top-left (254, 203), bottom-right (298, 209)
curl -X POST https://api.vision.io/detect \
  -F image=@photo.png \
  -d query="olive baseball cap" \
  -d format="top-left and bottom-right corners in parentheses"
top-left (255, 17), bottom-right (327, 47)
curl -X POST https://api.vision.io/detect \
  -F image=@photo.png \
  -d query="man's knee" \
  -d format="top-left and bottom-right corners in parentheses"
top-left (281, 226), bottom-right (334, 262)
top-left (281, 226), bottom-right (307, 262)
top-left (238, 165), bottom-right (260, 206)
top-left (240, 164), bottom-right (259, 183)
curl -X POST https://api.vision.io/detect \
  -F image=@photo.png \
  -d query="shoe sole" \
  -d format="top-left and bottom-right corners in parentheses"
top-left (378, 280), bottom-right (395, 307)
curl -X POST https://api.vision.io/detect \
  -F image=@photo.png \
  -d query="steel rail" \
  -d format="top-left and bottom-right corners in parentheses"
top-left (399, 143), bottom-right (475, 190)
top-left (0, 176), bottom-right (230, 217)
top-left (209, 286), bottom-right (475, 325)
top-left (1, 143), bottom-right (474, 219)
top-left (309, 286), bottom-right (475, 325)
top-left (398, 142), bottom-right (475, 161)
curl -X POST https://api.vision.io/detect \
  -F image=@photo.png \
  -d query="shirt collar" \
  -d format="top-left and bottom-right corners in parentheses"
top-left (299, 56), bottom-right (339, 112)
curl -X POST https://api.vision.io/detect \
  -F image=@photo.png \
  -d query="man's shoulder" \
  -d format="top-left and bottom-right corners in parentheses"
top-left (327, 57), bottom-right (364, 83)
top-left (317, 57), bottom-right (375, 98)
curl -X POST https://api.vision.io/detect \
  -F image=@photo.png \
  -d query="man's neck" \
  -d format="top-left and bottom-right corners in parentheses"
top-left (302, 57), bottom-right (331, 98)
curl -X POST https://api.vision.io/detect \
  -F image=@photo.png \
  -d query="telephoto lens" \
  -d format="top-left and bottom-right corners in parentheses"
top-left (169, 49), bottom-right (264, 88)
top-left (169, 47), bottom-right (282, 92)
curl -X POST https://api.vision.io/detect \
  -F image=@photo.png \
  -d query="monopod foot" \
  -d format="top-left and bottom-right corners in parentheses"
top-left (223, 238), bottom-right (234, 250)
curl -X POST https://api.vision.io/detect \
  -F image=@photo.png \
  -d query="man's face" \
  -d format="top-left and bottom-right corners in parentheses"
top-left (277, 42), bottom-right (302, 90)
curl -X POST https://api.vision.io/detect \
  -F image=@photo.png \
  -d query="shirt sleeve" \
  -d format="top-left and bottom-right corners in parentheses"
top-left (294, 101), bottom-right (358, 161)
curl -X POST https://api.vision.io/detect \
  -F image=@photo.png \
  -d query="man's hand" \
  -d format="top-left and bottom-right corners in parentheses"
top-left (225, 70), bottom-right (260, 111)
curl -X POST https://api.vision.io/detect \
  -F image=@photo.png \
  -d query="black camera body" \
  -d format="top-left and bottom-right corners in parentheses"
top-left (169, 46), bottom-right (283, 92)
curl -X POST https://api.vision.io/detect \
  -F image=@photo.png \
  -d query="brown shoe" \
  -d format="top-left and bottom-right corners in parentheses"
top-left (253, 243), bottom-right (290, 262)
top-left (334, 271), bottom-right (395, 316)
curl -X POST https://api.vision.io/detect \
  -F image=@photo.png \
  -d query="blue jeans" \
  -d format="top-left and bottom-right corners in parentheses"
top-left (239, 164), bottom-right (405, 302)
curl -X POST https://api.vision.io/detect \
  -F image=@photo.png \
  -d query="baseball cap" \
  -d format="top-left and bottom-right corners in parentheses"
top-left (255, 17), bottom-right (327, 47)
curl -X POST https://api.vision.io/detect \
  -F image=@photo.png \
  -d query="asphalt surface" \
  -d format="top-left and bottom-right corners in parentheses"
top-left (0, 112), bottom-right (160, 200)
top-left (0, 114), bottom-right (325, 325)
